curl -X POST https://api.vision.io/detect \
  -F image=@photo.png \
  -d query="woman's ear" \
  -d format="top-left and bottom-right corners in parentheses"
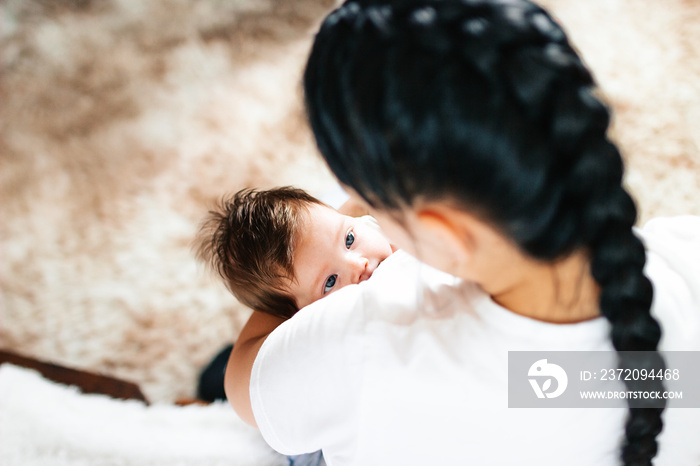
top-left (412, 205), bottom-right (478, 276)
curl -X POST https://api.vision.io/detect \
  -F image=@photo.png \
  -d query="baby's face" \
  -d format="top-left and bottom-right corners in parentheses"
top-left (289, 204), bottom-right (395, 309)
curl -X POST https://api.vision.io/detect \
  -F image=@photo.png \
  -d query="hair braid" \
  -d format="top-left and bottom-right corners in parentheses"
top-left (504, 12), bottom-right (667, 463)
top-left (587, 188), bottom-right (666, 464)
top-left (305, 1), bottom-right (667, 463)
top-left (506, 11), bottom-right (667, 462)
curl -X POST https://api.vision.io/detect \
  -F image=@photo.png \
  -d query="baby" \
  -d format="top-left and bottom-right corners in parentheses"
top-left (196, 186), bottom-right (395, 318)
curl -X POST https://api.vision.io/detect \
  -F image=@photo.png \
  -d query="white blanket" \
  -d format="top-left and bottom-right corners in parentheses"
top-left (0, 365), bottom-right (286, 466)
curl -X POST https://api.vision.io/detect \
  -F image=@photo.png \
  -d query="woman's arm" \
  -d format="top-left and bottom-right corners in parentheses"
top-left (225, 310), bottom-right (286, 427)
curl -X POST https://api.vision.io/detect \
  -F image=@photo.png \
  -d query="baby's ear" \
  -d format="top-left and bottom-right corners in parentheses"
top-left (337, 197), bottom-right (369, 217)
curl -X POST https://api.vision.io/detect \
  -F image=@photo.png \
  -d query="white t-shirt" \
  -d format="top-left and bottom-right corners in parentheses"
top-left (250, 216), bottom-right (700, 465)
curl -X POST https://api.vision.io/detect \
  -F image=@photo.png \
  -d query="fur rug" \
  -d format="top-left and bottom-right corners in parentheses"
top-left (1, 0), bottom-right (338, 403)
top-left (1, 0), bottom-right (699, 408)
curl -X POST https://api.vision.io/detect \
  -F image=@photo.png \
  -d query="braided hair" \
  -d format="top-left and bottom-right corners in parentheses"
top-left (303, 0), bottom-right (665, 463)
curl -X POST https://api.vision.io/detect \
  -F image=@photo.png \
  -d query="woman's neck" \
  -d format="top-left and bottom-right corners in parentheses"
top-left (486, 251), bottom-right (601, 324)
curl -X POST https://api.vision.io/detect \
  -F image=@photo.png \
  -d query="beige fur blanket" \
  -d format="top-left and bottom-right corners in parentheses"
top-left (1, 0), bottom-right (698, 409)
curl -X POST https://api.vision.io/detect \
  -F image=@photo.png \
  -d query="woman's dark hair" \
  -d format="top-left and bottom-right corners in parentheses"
top-left (303, 0), bottom-right (665, 464)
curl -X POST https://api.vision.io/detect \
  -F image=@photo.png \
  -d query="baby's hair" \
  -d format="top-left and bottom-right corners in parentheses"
top-left (304, 0), bottom-right (665, 464)
top-left (195, 187), bottom-right (324, 319)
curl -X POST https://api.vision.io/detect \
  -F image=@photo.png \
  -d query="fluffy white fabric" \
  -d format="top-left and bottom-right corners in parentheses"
top-left (0, 365), bottom-right (286, 466)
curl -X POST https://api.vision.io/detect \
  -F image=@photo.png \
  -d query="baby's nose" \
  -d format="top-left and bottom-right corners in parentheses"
top-left (350, 256), bottom-right (370, 284)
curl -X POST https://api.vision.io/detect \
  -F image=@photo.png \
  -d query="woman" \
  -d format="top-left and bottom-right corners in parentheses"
top-left (227, 1), bottom-right (700, 464)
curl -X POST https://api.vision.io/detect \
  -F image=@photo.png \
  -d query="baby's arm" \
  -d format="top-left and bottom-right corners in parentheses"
top-left (225, 310), bottom-right (285, 427)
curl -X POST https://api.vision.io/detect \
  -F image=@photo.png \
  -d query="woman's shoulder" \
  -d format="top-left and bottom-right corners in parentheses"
top-left (638, 215), bottom-right (700, 283)
top-left (640, 215), bottom-right (700, 242)
top-left (638, 216), bottom-right (700, 350)
top-left (359, 250), bottom-right (479, 322)
top-left (639, 215), bottom-right (700, 286)
top-left (289, 249), bottom-right (479, 333)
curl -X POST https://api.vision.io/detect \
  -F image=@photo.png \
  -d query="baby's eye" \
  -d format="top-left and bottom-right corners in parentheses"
top-left (324, 275), bottom-right (337, 294)
top-left (345, 231), bottom-right (355, 249)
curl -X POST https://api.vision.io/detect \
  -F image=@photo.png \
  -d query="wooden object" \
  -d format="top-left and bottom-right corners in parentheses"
top-left (0, 349), bottom-right (149, 404)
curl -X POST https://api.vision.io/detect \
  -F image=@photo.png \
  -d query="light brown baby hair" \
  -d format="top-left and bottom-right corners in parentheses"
top-left (195, 187), bottom-right (324, 318)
